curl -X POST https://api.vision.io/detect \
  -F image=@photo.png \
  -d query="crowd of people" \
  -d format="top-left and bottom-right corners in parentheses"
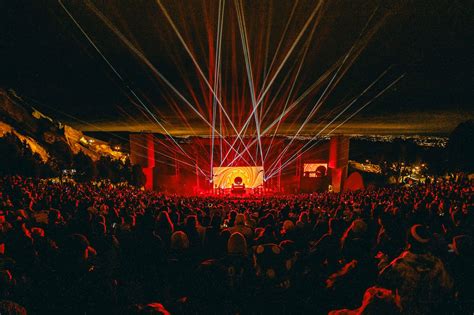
top-left (0, 175), bottom-right (472, 314)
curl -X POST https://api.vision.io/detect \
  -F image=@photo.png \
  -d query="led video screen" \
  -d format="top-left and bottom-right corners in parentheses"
top-left (213, 166), bottom-right (264, 188)
top-left (303, 163), bottom-right (328, 177)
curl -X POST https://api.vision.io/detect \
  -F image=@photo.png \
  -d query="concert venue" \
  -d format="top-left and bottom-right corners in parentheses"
top-left (129, 134), bottom-right (349, 195)
top-left (0, 1), bottom-right (472, 314)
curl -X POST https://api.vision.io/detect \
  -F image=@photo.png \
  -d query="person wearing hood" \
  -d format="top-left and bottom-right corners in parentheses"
top-left (228, 213), bottom-right (254, 242)
top-left (167, 231), bottom-right (194, 303)
top-left (220, 232), bottom-right (254, 314)
top-left (379, 224), bottom-right (454, 315)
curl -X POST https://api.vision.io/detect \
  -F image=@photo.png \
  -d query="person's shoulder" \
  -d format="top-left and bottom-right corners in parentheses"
top-left (429, 253), bottom-right (449, 271)
top-left (244, 225), bottom-right (253, 232)
top-left (380, 251), bottom-right (411, 273)
top-left (392, 250), bottom-right (411, 263)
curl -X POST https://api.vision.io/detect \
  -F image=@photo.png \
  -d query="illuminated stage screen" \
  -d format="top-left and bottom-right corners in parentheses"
top-left (303, 163), bottom-right (328, 177)
top-left (213, 166), bottom-right (264, 189)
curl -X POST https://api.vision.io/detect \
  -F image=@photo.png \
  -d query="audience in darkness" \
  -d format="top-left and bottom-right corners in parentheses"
top-left (0, 175), bottom-right (472, 314)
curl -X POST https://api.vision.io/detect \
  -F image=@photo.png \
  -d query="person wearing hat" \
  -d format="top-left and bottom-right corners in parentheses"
top-left (379, 224), bottom-right (454, 315)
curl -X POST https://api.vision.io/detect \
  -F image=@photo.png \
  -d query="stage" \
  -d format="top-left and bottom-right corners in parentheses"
top-left (129, 134), bottom-right (349, 195)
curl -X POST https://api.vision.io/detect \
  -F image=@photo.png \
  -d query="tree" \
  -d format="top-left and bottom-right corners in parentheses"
top-left (73, 151), bottom-right (97, 182)
top-left (49, 141), bottom-right (74, 170)
top-left (447, 120), bottom-right (474, 172)
top-left (96, 156), bottom-right (115, 181)
top-left (0, 133), bottom-right (51, 177)
top-left (96, 156), bottom-right (133, 183)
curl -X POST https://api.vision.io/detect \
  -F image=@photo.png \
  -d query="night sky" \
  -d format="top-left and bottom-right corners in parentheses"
top-left (0, 0), bottom-right (472, 136)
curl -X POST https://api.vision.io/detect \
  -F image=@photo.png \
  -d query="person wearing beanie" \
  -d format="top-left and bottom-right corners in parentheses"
top-left (379, 224), bottom-right (454, 315)
top-left (406, 224), bottom-right (431, 253)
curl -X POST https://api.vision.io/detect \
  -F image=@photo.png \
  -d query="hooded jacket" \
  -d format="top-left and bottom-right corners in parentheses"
top-left (379, 250), bottom-right (454, 315)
